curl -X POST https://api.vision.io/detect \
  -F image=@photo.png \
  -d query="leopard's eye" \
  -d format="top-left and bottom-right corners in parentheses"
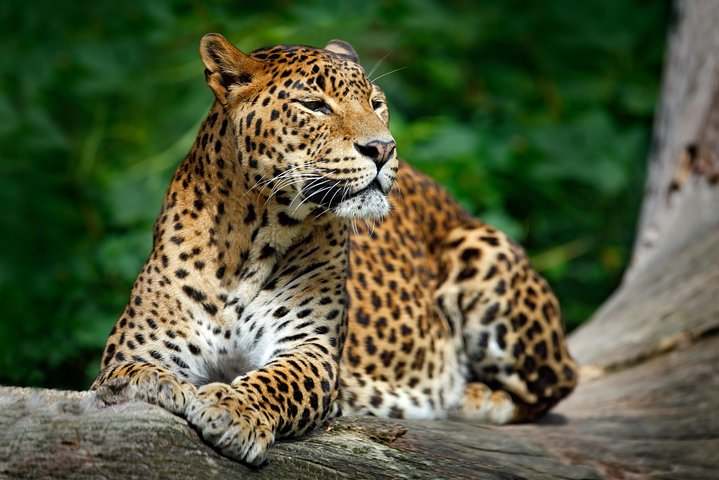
top-left (300, 100), bottom-right (332, 114)
top-left (371, 99), bottom-right (384, 110)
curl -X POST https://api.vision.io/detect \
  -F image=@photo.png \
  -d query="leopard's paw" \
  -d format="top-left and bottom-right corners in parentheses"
top-left (186, 383), bottom-right (275, 465)
top-left (458, 382), bottom-right (517, 424)
top-left (94, 365), bottom-right (197, 416)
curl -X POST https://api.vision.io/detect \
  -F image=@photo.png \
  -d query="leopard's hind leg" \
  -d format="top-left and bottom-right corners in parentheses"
top-left (434, 224), bottom-right (578, 423)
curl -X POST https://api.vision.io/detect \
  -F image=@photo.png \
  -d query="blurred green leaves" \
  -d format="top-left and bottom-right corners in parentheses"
top-left (0, 0), bottom-right (669, 389)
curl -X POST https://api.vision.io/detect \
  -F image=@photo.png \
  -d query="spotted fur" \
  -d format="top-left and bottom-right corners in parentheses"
top-left (93, 34), bottom-right (577, 465)
top-left (341, 165), bottom-right (577, 422)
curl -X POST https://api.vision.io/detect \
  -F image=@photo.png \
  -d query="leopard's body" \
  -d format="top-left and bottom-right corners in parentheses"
top-left (341, 163), bottom-right (576, 422)
top-left (93, 34), bottom-right (577, 465)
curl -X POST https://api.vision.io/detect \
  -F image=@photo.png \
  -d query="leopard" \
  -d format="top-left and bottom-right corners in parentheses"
top-left (92, 33), bottom-right (577, 466)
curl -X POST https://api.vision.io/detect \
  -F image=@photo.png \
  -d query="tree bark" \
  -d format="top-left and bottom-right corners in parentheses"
top-left (2, 1), bottom-right (718, 479)
top-left (568, 0), bottom-right (719, 371)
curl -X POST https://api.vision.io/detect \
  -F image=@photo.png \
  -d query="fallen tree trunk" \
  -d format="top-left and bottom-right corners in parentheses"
top-left (2, 310), bottom-right (717, 479)
top-left (0, 387), bottom-right (598, 479)
top-left (2, 0), bottom-right (718, 478)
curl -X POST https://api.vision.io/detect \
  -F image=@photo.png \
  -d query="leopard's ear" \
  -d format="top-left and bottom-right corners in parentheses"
top-left (324, 39), bottom-right (360, 64)
top-left (200, 33), bottom-right (263, 105)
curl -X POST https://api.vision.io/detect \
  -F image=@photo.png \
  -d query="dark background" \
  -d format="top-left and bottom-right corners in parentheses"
top-left (0, 0), bottom-right (670, 389)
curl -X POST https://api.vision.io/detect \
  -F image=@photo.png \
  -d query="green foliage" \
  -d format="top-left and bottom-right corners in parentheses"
top-left (0, 0), bottom-right (669, 389)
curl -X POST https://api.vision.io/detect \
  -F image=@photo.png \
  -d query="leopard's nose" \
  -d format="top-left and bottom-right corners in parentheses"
top-left (355, 140), bottom-right (396, 170)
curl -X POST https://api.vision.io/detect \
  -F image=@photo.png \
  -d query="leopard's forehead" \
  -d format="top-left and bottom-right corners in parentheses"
top-left (250, 44), bottom-right (372, 98)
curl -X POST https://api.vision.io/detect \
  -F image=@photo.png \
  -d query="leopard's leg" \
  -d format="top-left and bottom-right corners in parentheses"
top-left (92, 362), bottom-right (197, 416)
top-left (434, 224), bottom-right (578, 423)
top-left (185, 227), bottom-right (347, 465)
top-left (185, 350), bottom-right (340, 466)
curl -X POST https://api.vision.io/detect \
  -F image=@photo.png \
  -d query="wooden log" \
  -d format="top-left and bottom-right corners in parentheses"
top-left (0, 386), bottom-right (598, 479)
top-left (1, 327), bottom-right (717, 479)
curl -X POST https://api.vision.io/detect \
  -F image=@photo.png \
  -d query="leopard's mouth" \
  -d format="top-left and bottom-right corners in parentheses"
top-left (348, 178), bottom-right (388, 198)
top-left (301, 177), bottom-right (386, 210)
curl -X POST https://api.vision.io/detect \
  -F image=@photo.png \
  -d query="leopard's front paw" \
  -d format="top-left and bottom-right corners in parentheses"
top-left (94, 365), bottom-right (197, 416)
top-left (186, 383), bottom-right (275, 465)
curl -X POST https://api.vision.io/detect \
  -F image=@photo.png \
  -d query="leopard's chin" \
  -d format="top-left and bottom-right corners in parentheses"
top-left (333, 187), bottom-right (391, 220)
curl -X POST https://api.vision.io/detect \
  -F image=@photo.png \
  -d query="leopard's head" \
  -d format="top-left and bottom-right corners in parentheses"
top-left (200, 33), bottom-right (397, 220)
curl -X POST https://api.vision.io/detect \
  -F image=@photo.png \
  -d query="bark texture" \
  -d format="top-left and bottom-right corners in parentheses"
top-left (2, 0), bottom-right (718, 478)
